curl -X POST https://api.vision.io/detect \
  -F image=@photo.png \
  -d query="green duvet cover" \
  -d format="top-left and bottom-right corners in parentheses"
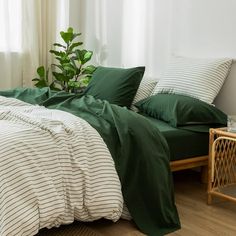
top-left (0, 88), bottom-right (180, 235)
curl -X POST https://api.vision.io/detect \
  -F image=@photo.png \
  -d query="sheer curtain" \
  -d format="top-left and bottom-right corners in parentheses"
top-left (0, 0), bottom-right (70, 89)
top-left (0, 0), bottom-right (173, 88)
top-left (79, 0), bottom-right (173, 78)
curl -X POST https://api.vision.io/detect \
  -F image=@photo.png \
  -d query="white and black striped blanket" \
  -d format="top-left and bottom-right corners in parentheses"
top-left (0, 96), bottom-right (124, 236)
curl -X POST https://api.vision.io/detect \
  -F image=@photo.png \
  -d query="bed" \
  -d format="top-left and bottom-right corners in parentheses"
top-left (142, 116), bottom-right (210, 173)
top-left (0, 57), bottom-right (231, 236)
top-left (0, 90), bottom-right (180, 236)
top-left (132, 56), bottom-right (232, 177)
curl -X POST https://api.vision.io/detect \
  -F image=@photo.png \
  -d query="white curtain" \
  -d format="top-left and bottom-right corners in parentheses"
top-left (0, 0), bottom-right (173, 88)
top-left (79, 0), bottom-right (173, 78)
top-left (0, 0), bottom-right (70, 89)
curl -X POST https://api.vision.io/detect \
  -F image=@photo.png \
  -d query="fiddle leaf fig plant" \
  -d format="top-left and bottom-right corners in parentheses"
top-left (32, 27), bottom-right (96, 93)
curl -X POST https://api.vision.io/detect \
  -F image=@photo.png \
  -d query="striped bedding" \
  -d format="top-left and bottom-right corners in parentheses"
top-left (152, 56), bottom-right (232, 104)
top-left (0, 96), bottom-right (124, 236)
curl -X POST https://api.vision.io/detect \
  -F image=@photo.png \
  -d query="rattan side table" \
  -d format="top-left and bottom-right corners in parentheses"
top-left (207, 128), bottom-right (236, 204)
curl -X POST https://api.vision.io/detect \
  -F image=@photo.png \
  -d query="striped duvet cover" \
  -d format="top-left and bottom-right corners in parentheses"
top-left (0, 96), bottom-right (124, 236)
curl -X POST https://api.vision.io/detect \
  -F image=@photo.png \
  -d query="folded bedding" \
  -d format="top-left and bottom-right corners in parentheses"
top-left (0, 88), bottom-right (180, 236)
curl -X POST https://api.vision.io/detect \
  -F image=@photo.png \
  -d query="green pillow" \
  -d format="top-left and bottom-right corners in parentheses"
top-left (135, 94), bottom-right (227, 127)
top-left (84, 66), bottom-right (145, 107)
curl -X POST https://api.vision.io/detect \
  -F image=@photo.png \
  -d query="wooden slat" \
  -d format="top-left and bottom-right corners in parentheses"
top-left (210, 127), bottom-right (236, 138)
top-left (209, 191), bottom-right (236, 204)
top-left (170, 155), bottom-right (208, 171)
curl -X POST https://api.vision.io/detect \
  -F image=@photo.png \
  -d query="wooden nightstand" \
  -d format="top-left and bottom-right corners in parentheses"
top-left (207, 128), bottom-right (236, 204)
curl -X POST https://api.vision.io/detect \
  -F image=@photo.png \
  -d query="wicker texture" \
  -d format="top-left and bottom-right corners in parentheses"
top-left (208, 128), bottom-right (236, 204)
top-left (212, 137), bottom-right (236, 189)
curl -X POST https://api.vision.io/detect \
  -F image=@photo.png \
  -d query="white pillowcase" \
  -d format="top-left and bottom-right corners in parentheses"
top-left (152, 56), bottom-right (232, 104)
top-left (131, 77), bottom-right (158, 111)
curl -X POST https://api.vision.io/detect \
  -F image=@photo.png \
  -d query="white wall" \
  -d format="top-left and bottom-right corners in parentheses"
top-left (171, 0), bottom-right (236, 114)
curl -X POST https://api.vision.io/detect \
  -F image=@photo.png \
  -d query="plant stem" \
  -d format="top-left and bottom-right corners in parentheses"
top-left (75, 64), bottom-right (83, 82)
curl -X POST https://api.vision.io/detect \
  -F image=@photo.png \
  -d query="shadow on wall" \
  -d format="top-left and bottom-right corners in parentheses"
top-left (94, 38), bottom-right (108, 65)
top-left (214, 60), bottom-right (236, 115)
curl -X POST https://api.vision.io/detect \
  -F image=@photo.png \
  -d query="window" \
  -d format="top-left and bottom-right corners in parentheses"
top-left (0, 0), bottom-right (22, 52)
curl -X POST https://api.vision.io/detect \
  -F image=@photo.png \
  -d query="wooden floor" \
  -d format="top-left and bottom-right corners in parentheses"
top-left (39, 170), bottom-right (236, 235)
top-left (169, 170), bottom-right (236, 235)
top-left (85, 170), bottom-right (236, 236)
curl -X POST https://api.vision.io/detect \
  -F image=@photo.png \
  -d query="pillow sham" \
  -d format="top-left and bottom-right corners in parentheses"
top-left (84, 66), bottom-right (145, 108)
top-left (152, 56), bottom-right (232, 104)
top-left (130, 78), bottom-right (158, 112)
top-left (135, 94), bottom-right (227, 127)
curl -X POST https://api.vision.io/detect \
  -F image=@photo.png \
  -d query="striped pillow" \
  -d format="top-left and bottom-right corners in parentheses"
top-left (130, 78), bottom-right (158, 111)
top-left (152, 56), bottom-right (232, 104)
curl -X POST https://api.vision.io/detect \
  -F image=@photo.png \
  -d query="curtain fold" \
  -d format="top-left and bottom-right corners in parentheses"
top-left (0, 0), bottom-right (70, 89)
top-left (0, 0), bottom-right (173, 88)
top-left (79, 0), bottom-right (173, 78)
top-left (0, 0), bottom-right (22, 88)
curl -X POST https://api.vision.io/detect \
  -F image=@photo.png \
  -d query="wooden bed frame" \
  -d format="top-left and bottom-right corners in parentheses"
top-left (170, 155), bottom-right (209, 182)
top-left (170, 155), bottom-right (208, 171)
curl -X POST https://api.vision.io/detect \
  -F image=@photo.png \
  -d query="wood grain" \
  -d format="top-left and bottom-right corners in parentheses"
top-left (87, 170), bottom-right (236, 236)
top-left (39, 170), bottom-right (236, 236)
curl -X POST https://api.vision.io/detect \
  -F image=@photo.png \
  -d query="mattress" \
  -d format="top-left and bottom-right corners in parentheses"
top-left (143, 116), bottom-right (209, 161)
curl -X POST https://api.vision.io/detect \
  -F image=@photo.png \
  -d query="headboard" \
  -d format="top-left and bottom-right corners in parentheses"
top-left (214, 61), bottom-right (236, 115)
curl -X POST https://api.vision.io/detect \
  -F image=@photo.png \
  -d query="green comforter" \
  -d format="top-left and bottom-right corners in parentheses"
top-left (0, 88), bottom-right (180, 235)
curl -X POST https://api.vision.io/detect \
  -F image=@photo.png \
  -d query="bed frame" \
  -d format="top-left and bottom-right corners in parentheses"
top-left (170, 155), bottom-right (209, 183)
top-left (170, 155), bottom-right (208, 172)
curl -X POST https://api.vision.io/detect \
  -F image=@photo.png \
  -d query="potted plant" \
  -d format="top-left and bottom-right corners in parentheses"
top-left (32, 27), bottom-right (96, 93)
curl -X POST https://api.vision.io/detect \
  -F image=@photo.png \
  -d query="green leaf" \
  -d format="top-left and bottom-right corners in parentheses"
top-left (55, 53), bottom-right (70, 64)
top-left (68, 80), bottom-right (83, 89)
top-left (67, 28), bottom-right (82, 42)
top-left (37, 66), bottom-right (45, 78)
top-left (69, 42), bottom-right (83, 52)
top-left (61, 62), bottom-right (76, 71)
top-left (53, 43), bottom-right (66, 49)
top-left (74, 49), bottom-right (82, 60)
top-left (76, 67), bottom-right (81, 75)
top-left (75, 49), bottom-right (93, 65)
top-left (49, 82), bottom-right (61, 91)
top-left (55, 56), bottom-right (61, 61)
top-left (45, 68), bottom-right (49, 82)
top-left (80, 76), bottom-right (91, 86)
top-left (83, 51), bottom-right (93, 63)
top-left (52, 64), bottom-right (64, 71)
top-left (67, 27), bottom-right (73, 33)
top-left (59, 57), bottom-right (70, 64)
top-left (82, 65), bottom-right (97, 74)
top-left (34, 79), bottom-right (48, 88)
top-left (70, 58), bottom-right (77, 68)
top-left (53, 79), bottom-right (64, 87)
top-left (52, 72), bottom-right (69, 82)
top-left (50, 50), bottom-right (63, 57)
top-left (60, 31), bottom-right (73, 44)
top-left (68, 80), bottom-right (76, 87)
top-left (64, 66), bottom-right (76, 74)
top-left (71, 33), bottom-right (82, 41)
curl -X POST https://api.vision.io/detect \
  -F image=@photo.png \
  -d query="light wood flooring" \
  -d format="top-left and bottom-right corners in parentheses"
top-left (169, 170), bottom-right (236, 236)
top-left (85, 170), bottom-right (236, 236)
top-left (39, 170), bottom-right (236, 235)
